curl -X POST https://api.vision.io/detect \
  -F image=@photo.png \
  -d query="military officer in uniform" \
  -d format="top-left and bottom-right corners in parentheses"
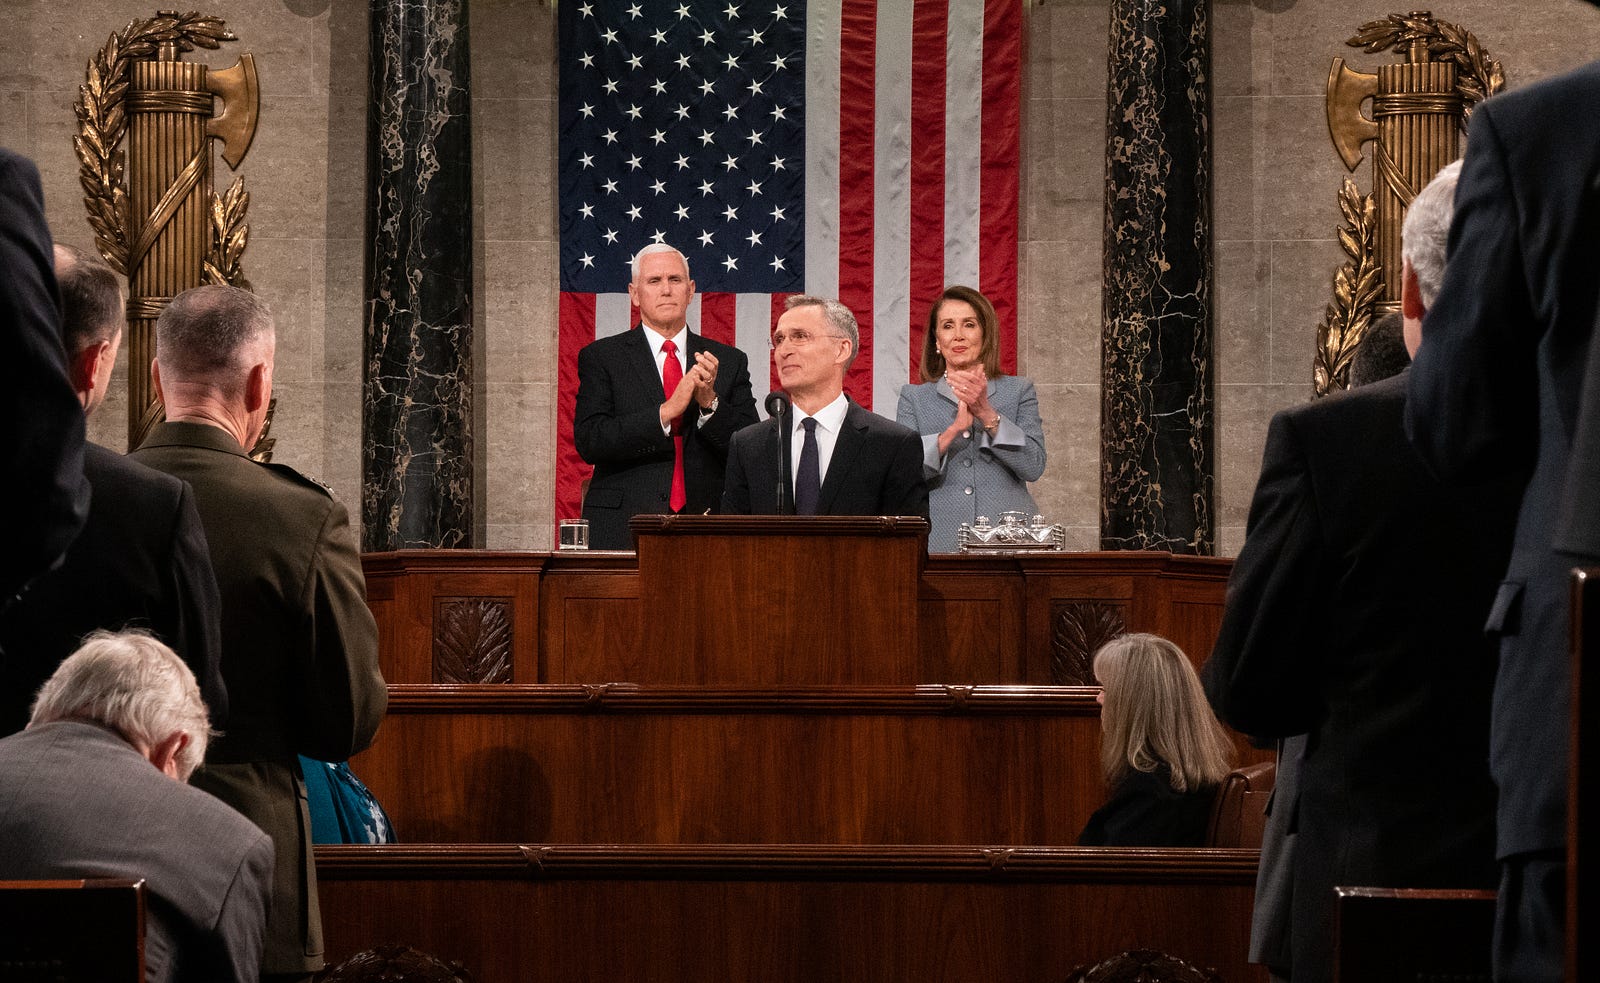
top-left (131, 284), bottom-right (387, 983)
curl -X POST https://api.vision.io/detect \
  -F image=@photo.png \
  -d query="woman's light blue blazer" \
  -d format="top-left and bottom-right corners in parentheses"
top-left (896, 374), bottom-right (1047, 552)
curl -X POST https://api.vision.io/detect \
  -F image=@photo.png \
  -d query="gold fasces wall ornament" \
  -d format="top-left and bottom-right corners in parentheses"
top-left (1315, 10), bottom-right (1503, 396)
top-left (73, 11), bottom-right (265, 453)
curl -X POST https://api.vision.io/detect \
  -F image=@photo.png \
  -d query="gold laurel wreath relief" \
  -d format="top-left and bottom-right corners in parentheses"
top-left (1347, 13), bottom-right (1504, 116)
top-left (1313, 180), bottom-right (1382, 396)
top-left (74, 11), bottom-right (264, 455)
top-left (74, 12), bottom-right (251, 284)
top-left (1315, 12), bottom-right (1504, 397)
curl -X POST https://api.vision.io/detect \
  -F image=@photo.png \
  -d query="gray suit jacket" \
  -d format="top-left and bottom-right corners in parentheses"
top-left (896, 375), bottom-right (1047, 551)
top-left (0, 721), bottom-right (273, 983)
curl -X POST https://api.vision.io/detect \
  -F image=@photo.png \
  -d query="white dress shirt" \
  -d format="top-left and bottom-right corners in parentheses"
top-left (790, 392), bottom-right (849, 493)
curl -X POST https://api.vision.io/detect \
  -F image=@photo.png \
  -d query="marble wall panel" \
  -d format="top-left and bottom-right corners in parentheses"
top-left (1031, 383), bottom-right (1102, 535)
top-left (1214, 239), bottom-right (1272, 387)
top-left (1269, 238), bottom-right (1346, 390)
top-left (1026, 1), bottom-right (1110, 102)
top-left (1212, 0), bottom-right (1272, 98)
top-left (1020, 95), bottom-right (1103, 244)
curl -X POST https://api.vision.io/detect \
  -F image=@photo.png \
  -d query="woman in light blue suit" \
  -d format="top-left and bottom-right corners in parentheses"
top-left (896, 286), bottom-right (1047, 552)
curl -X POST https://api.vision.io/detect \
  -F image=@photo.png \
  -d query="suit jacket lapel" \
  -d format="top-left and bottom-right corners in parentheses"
top-left (818, 403), bottom-right (865, 514)
top-left (626, 326), bottom-right (664, 401)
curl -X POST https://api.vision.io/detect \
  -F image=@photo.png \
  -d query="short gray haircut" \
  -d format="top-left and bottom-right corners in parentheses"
top-left (155, 285), bottom-right (274, 387)
top-left (783, 294), bottom-right (860, 370)
top-left (1400, 159), bottom-right (1463, 310)
top-left (30, 629), bottom-right (214, 781)
top-left (630, 243), bottom-right (691, 281)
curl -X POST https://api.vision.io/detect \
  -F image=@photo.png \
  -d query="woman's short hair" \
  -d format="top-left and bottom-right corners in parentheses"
top-left (29, 629), bottom-right (214, 781)
top-left (1092, 633), bottom-right (1234, 793)
top-left (919, 285), bottom-right (1005, 382)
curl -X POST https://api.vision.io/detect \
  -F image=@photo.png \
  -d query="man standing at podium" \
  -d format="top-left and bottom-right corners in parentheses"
top-left (574, 244), bottom-right (758, 549)
top-left (722, 296), bottom-right (928, 518)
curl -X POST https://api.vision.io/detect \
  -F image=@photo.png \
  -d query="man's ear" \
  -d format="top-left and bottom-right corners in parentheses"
top-left (245, 361), bottom-right (269, 414)
top-left (68, 343), bottom-right (103, 401)
top-left (1401, 259), bottom-right (1427, 321)
top-left (147, 731), bottom-right (189, 780)
top-left (151, 357), bottom-right (165, 404)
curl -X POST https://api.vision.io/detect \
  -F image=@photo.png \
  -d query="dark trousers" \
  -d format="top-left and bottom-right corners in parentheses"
top-left (1494, 849), bottom-right (1565, 983)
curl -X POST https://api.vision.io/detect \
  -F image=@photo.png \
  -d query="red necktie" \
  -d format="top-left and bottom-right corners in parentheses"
top-left (662, 340), bottom-right (687, 512)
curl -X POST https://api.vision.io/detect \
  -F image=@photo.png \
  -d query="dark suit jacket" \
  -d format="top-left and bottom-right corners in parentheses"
top-left (1406, 58), bottom-right (1600, 858)
top-left (1207, 373), bottom-right (1518, 983)
top-left (0, 148), bottom-right (88, 604)
top-left (721, 400), bottom-right (930, 518)
top-left (0, 721), bottom-right (274, 983)
top-left (575, 327), bottom-right (758, 549)
top-left (1076, 763), bottom-right (1214, 847)
top-left (0, 442), bottom-right (226, 736)
top-left (131, 421), bottom-right (387, 975)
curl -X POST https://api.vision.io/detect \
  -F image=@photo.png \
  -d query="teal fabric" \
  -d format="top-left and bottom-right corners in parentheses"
top-left (299, 758), bottom-right (396, 844)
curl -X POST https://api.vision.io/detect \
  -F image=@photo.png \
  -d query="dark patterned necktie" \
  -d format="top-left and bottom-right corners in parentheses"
top-left (795, 417), bottom-right (820, 515)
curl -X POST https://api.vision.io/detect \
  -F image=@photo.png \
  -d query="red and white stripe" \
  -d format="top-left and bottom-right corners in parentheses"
top-left (556, 0), bottom-right (1021, 528)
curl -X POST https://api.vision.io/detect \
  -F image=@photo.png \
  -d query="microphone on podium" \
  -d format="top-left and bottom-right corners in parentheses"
top-left (764, 391), bottom-right (792, 514)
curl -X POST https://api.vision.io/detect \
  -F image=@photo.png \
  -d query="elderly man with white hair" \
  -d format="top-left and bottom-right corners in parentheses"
top-left (0, 629), bottom-right (273, 983)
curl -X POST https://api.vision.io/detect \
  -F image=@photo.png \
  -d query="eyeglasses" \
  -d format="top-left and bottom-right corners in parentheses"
top-left (770, 329), bottom-right (848, 349)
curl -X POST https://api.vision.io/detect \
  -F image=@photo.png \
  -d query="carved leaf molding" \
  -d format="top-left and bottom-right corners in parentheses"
top-left (433, 598), bottom-right (513, 684)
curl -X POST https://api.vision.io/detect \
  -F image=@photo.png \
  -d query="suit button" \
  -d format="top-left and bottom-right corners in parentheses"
top-left (964, 487), bottom-right (973, 495)
top-left (962, 430), bottom-right (971, 439)
top-left (963, 460), bottom-right (972, 468)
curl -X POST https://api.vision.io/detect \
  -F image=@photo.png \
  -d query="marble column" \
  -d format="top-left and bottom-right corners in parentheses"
top-left (363, 0), bottom-right (474, 550)
top-left (1100, 0), bottom-right (1214, 555)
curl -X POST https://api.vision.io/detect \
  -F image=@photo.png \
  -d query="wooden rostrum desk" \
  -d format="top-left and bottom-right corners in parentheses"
top-left (323, 517), bottom-right (1261, 981)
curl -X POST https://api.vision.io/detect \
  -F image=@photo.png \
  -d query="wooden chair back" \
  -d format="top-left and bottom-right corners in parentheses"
top-left (0, 878), bottom-right (144, 982)
top-left (1204, 759), bottom-right (1275, 848)
top-left (1333, 886), bottom-right (1494, 983)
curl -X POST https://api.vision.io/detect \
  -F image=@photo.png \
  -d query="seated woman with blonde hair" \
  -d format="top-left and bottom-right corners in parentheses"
top-left (1078, 633), bottom-right (1235, 846)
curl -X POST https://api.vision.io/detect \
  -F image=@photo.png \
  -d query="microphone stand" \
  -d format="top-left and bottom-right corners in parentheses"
top-left (764, 391), bottom-right (792, 514)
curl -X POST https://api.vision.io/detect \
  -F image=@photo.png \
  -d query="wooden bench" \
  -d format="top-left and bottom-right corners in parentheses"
top-left (317, 844), bottom-right (1264, 983)
top-left (0, 878), bottom-right (144, 982)
top-left (355, 683), bottom-right (1109, 844)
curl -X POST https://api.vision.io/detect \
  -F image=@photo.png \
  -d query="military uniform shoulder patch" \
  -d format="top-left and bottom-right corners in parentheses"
top-left (261, 460), bottom-right (337, 498)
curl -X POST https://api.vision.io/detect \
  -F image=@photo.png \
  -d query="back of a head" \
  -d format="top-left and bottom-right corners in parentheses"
top-left (1400, 159), bottom-right (1464, 310)
top-left (155, 284), bottom-right (274, 389)
top-left (30, 629), bottom-right (213, 780)
top-left (1348, 311), bottom-right (1412, 387)
top-left (1093, 633), bottom-right (1235, 793)
top-left (52, 243), bottom-right (123, 355)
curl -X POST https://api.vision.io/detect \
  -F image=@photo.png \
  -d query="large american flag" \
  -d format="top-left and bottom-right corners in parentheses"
top-left (556, 0), bottom-right (1022, 525)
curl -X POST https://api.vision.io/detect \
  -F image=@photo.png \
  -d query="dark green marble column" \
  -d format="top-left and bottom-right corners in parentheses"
top-left (362, 0), bottom-right (474, 550)
top-left (1101, 0), bottom-right (1215, 554)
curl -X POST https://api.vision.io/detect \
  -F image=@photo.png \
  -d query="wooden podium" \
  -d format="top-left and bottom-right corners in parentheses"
top-left (630, 514), bottom-right (927, 684)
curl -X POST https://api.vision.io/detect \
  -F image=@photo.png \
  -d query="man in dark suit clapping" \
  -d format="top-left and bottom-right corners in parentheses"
top-left (574, 244), bottom-right (758, 548)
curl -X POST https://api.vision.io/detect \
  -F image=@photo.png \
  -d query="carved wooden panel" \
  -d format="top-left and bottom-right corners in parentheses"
top-left (1065, 948), bottom-right (1223, 983)
top-left (1051, 601), bottom-right (1127, 684)
top-left (432, 598), bottom-right (513, 684)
